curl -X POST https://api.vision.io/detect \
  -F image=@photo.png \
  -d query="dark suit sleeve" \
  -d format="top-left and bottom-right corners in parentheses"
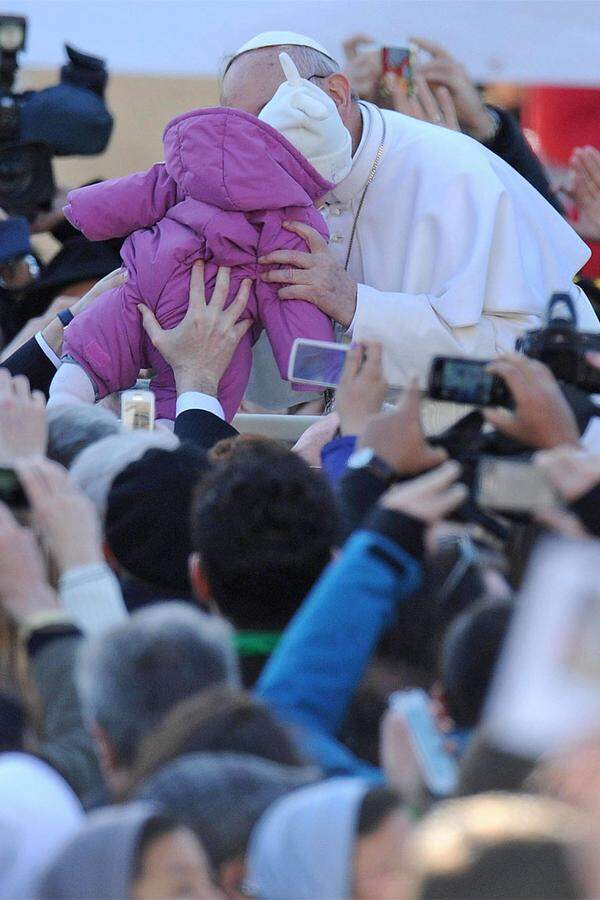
top-left (484, 105), bottom-right (563, 214)
top-left (2, 335), bottom-right (58, 396)
top-left (174, 408), bottom-right (239, 449)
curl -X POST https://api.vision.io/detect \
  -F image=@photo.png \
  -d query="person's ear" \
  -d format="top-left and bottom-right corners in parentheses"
top-left (102, 540), bottom-right (122, 575)
top-left (218, 856), bottom-right (248, 899)
top-left (91, 722), bottom-right (119, 779)
top-left (189, 552), bottom-right (213, 606)
top-left (323, 72), bottom-right (353, 117)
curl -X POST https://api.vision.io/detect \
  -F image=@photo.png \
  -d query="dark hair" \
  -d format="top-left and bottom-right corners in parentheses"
top-left (378, 536), bottom-right (489, 676)
top-left (357, 786), bottom-right (402, 837)
top-left (419, 838), bottom-right (582, 900)
top-left (127, 685), bottom-right (306, 794)
top-left (191, 442), bottom-right (338, 630)
top-left (412, 794), bottom-right (585, 900)
top-left (133, 814), bottom-right (181, 880)
top-left (441, 599), bottom-right (513, 728)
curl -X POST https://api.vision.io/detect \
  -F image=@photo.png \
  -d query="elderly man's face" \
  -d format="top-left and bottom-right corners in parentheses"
top-left (220, 47), bottom-right (292, 116)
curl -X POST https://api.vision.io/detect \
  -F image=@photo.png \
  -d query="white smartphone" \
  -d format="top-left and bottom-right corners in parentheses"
top-left (288, 338), bottom-right (350, 388)
top-left (121, 389), bottom-right (155, 431)
top-left (476, 457), bottom-right (558, 514)
top-left (389, 688), bottom-right (459, 797)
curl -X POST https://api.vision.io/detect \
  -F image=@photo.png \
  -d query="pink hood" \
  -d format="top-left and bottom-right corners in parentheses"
top-left (163, 106), bottom-right (332, 212)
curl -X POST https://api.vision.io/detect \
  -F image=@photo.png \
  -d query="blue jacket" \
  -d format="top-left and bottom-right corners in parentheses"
top-left (257, 508), bottom-right (424, 778)
top-left (320, 434), bottom-right (356, 485)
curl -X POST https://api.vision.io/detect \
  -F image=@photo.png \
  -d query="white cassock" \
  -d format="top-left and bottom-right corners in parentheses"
top-left (246, 100), bottom-right (597, 422)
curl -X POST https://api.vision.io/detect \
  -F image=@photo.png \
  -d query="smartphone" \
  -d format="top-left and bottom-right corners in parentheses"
top-left (389, 688), bottom-right (459, 797)
top-left (428, 356), bottom-right (511, 407)
top-left (0, 466), bottom-right (28, 509)
top-left (121, 389), bottom-right (155, 431)
top-left (288, 338), bottom-right (350, 389)
top-left (381, 46), bottom-right (415, 96)
top-left (476, 456), bottom-right (558, 514)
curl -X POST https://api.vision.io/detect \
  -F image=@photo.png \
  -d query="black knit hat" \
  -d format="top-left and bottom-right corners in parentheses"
top-left (105, 445), bottom-right (211, 595)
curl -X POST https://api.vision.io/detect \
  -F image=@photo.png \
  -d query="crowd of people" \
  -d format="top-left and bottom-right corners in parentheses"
top-left (0, 19), bottom-right (600, 900)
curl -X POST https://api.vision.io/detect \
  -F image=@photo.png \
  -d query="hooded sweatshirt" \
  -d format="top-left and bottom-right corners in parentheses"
top-left (36, 802), bottom-right (162, 899)
top-left (246, 777), bottom-right (370, 900)
top-left (60, 107), bottom-right (334, 421)
top-left (0, 753), bottom-right (84, 900)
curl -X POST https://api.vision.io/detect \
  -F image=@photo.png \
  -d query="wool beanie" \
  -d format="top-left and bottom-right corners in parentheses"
top-left (259, 52), bottom-right (352, 185)
top-left (105, 445), bottom-right (210, 595)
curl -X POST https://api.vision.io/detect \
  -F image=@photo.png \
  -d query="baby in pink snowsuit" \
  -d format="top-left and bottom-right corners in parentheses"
top-left (49, 54), bottom-right (353, 421)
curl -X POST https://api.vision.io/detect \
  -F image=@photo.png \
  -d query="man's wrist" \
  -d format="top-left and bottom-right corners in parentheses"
top-left (337, 280), bottom-right (358, 330)
top-left (468, 107), bottom-right (500, 143)
top-left (56, 548), bottom-right (104, 574)
top-left (6, 585), bottom-right (58, 625)
top-left (41, 318), bottom-right (64, 357)
top-left (174, 369), bottom-right (219, 396)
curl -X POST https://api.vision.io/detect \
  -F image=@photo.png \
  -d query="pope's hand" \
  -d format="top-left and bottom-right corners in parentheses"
top-left (259, 221), bottom-right (358, 328)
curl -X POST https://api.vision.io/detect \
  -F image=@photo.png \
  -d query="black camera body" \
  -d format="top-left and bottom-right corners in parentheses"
top-left (429, 292), bottom-right (600, 408)
top-left (0, 15), bottom-right (112, 219)
top-left (515, 292), bottom-right (600, 393)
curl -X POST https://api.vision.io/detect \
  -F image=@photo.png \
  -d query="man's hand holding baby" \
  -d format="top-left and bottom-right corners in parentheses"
top-left (259, 220), bottom-right (358, 329)
top-left (138, 260), bottom-right (252, 397)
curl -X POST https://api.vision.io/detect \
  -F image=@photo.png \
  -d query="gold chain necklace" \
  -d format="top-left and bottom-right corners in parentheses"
top-left (343, 107), bottom-right (387, 272)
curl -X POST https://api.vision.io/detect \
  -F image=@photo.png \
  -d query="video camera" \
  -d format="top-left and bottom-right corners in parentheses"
top-left (429, 292), bottom-right (600, 408)
top-left (0, 14), bottom-right (113, 219)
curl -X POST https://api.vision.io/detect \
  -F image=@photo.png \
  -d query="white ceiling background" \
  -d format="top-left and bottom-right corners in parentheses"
top-left (7, 0), bottom-right (600, 84)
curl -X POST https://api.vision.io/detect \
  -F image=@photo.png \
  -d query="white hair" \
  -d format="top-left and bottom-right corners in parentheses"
top-left (78, 602), bottom-right (238, 764)
top-left (70, 429), bottom-right (179, 522)
top-left (46, 403), bottom-right (122, 469)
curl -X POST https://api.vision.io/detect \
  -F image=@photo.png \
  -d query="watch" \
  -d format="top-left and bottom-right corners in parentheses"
top-left (57, 308), bottom-right (74, 327)
top-left (347, 447), bottom-right (395, 483)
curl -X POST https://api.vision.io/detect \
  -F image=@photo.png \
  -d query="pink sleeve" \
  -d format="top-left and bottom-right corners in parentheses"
top-left (64, 163), bottom-right (178, 241)
top-left (62, 280), bottom-right (144, 398)
top-left (256, 206), bottom-right (334, 385)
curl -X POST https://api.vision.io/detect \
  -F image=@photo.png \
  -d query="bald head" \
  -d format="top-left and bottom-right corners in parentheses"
top-left (220, 44), bottom-right (360, 148)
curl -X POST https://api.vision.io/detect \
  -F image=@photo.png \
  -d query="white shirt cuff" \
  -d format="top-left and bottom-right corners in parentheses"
top-left (176, 391), bottom-right (225, 420)
top-left (345, 285), bottom-right (365, 335)
top-left (581, 416), bottom-right (600, 452)
top-left (35, 331), bottom-right (62, 369)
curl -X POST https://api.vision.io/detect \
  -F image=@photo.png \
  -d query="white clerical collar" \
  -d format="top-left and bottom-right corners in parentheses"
top-left (327, 101), bottom-right (385, 205)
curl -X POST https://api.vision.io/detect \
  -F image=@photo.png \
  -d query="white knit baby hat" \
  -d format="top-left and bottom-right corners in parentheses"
top-left (258, 52), bottom-right (352, 185)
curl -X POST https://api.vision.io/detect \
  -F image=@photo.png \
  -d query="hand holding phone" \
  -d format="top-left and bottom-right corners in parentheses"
top-left (385, 689), bottom-right (459, 797)
top-left (428, 356), bottom-right (511, 407)
top-left (288, 338), bottom-right (351, 389)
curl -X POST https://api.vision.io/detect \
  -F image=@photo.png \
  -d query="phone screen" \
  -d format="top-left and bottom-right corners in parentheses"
top-left (290, 340), bottom-right (350, 388)
top-left (477, 458), bottom-right (558, 513)
top-left (437, 359), bottom-right (496, 405)
top-left (381, 46), bottom-right (414, 95)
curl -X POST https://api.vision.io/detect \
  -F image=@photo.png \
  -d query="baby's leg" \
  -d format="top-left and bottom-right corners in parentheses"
top-left (216, 330), bottom-right (254, 422)
top-left (48, 361), bottom-right (96, 408)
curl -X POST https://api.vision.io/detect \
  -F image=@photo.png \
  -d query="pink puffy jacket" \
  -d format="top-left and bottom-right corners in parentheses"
top-left (62, 106), bottom-right (334, 420)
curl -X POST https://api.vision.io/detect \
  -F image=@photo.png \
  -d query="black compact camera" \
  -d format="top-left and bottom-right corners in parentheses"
top-left (429, 292), bottom-right (600, 407)
top-left (0, 14), bottom-right (113, 219)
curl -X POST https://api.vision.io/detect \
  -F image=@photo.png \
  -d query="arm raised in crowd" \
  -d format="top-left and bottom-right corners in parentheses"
top-left (257, 461), bottom-right (466, 778)
top-left (337, 377), bottom-right (447, 536)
